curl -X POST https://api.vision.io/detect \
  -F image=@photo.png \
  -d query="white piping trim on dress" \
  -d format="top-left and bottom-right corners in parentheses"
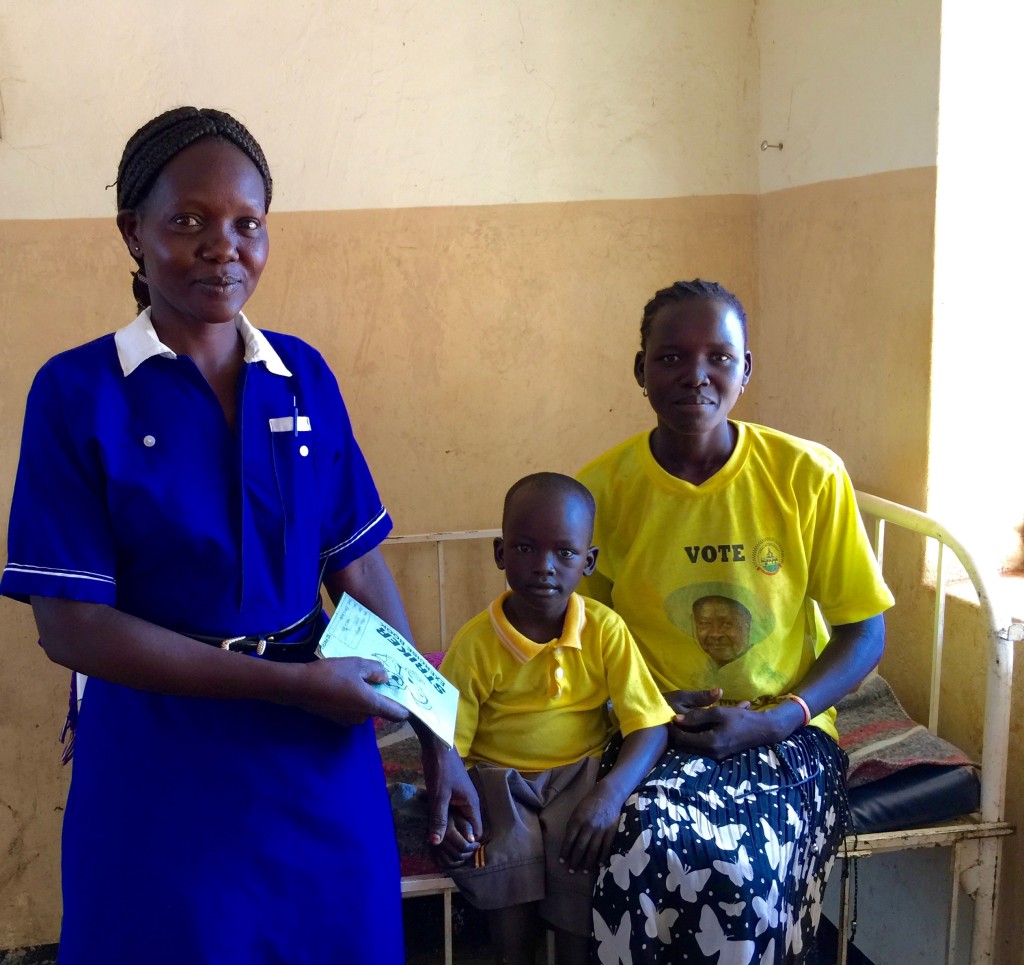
top-left (3, 563), bottom-right (117, 585)
top-left (319, 506), bottom-right (389, 561)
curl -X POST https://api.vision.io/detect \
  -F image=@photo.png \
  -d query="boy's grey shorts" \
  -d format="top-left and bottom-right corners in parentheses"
top-left (449, 755), bottom-right (602, 937)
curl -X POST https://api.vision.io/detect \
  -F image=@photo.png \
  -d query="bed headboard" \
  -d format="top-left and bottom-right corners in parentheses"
top-left (382, 529), bottom-right (502, 653)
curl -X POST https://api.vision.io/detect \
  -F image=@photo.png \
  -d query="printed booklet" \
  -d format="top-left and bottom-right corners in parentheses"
top-left (318, 593), bottom-right (458, 748)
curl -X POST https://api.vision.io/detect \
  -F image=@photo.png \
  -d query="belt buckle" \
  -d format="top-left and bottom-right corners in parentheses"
top-left (219, 636), bottom-right (268, 655)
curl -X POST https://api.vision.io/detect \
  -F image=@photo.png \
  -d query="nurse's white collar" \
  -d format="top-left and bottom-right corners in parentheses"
top-left (113, 308), bottom-right (293, 378)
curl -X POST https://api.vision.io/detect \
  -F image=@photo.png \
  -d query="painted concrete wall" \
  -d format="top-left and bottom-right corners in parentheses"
top-left (751, 0), bottom-right (940, 502)
top-left (2, 0), bottom-right (1021, 959)
top-left (757, 0), bottom-right (939, 194)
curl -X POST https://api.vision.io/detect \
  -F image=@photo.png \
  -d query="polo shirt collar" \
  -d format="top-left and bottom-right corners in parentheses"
top-left (488, 590), bottom-right (587, 665)
top-left (113, 308), bottom-right (293, 378)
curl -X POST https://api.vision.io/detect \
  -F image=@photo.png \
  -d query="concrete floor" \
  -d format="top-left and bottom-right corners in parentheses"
top-left (404, 893), bottom-right (495, 964)
top-left (0, 948), bottom-right (58, 965)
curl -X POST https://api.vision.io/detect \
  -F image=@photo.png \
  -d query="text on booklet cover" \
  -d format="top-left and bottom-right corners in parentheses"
top-left (319, 593), bottom-right (458, 747)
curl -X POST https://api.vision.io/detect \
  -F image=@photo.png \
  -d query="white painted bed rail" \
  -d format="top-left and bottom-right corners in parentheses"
top-left (850, 491), bottom-right (1021, 965)
top-left (385, 528), bottom-right (501, 653)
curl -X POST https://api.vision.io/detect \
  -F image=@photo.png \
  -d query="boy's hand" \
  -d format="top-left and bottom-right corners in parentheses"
top-left (559, 783), bottom-right (622, 873)
top-left (433, 816), bottom-right (483, 868)
top-left (558, 725), bottom-right (667, 872)
top-left (663, 687), bottom-right (722, 715)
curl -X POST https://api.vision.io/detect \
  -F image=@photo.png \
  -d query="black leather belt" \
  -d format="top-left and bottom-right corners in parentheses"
top-left (187, 599), bottom-right (324, 658)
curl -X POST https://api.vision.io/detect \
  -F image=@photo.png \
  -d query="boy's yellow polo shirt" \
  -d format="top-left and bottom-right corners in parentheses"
top-left (440, 592), bottom-right (673, 771)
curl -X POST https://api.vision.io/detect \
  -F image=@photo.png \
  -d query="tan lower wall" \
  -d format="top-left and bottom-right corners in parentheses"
top-left (752, 167), bottom-right (937, 507)
top-left (999, 642), bottom-right (1024, 965)
top-left (0, 194), bottom-right (756, 944)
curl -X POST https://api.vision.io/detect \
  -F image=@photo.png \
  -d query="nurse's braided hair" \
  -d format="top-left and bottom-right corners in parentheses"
top-left (639, 279), bottom-right (748, 351)
top-left (115, 107), bottom-right (273, 311)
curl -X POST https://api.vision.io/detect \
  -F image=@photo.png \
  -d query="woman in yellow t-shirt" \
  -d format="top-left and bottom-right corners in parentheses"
top-left (577, 279), bottom-right (893, 965)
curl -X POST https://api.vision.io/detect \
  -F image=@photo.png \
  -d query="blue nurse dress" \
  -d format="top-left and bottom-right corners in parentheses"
top-left (1, 311), bottom-right (404, 965)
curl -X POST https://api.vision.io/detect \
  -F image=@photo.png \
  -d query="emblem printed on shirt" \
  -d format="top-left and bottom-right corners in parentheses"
top-left (753, 538), bottom-right (784, 575)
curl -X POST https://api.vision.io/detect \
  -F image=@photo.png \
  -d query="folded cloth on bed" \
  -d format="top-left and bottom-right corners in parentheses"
top-left (835, 672), bottom-right (976, 788)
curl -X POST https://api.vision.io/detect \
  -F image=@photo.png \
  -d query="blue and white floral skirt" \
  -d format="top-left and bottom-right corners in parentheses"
top-left (591, 727), bottom-right (848, 965)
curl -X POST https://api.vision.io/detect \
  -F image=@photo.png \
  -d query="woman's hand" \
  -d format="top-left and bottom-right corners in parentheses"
top-left (667, 687), bottom-right (801, 759)
top-left (671, 615), bottom-right (886, 760)
top-left (417, 733), bottom-right (483, 864)
top-left (292, 656), bottom-right (409, 725)
top-left (665, 613), bottom-right (886, 761)
top-left (560, 784), bottom-right (623, 873)
top-left (432, 819), bottom-right (483, 869)
top-left (432, 806), bottom-right (486, 869)
top-left (31, 597), bottom-right (411, 724)
top-left (670, 701), bottom-right (789, 760)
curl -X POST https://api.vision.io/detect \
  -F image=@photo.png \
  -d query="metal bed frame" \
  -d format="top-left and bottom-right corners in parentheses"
top-left (386, 529), bottom-right (500, 965)
top-left (388, 492), bottom-right (1022, 965)
top-left (838, 492), bottom-right (1020, 965)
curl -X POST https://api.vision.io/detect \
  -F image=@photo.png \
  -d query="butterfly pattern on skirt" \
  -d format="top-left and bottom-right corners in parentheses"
top-left (591, 728), bottom-right (849, 965)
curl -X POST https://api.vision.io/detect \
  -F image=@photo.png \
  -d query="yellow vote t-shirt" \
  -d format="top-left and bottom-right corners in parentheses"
top-left (577, 422), bottom-right (894, 740)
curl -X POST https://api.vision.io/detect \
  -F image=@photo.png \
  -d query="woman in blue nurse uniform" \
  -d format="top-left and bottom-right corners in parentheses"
top-left (0, 107), bottom-right (480, 965)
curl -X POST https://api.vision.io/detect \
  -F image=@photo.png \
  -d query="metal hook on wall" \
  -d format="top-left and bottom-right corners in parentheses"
top-left (760, 140), bottom-right (783, 151)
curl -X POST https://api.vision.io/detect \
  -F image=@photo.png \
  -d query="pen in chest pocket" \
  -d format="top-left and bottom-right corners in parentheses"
top-left (269, 407), bottom-right (309, 435)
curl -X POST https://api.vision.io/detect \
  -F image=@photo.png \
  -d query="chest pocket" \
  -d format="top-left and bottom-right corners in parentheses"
top-left (270, 415), bottom-right (316, 528)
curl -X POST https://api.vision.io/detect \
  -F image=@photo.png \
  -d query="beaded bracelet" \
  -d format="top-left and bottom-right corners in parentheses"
top-left (782, 692), bottom-right (811, 726)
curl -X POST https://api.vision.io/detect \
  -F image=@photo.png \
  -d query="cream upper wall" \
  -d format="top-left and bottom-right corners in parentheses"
top-left (750, 0), bottom-right (939, 500)
top-left (0, 0), bottom-right (758, 219)
top-left (757, 0), bottom-right (939, 192)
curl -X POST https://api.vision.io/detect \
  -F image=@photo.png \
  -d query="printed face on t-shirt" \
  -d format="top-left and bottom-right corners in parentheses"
top-left (692, 595), bottom-right (753, 666)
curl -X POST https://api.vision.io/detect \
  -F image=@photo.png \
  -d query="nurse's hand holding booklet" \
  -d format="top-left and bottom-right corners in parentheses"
top-left (318, 594), bottom-right (460, 749)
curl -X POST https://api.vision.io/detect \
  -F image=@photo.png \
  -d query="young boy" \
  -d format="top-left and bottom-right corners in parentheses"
top-left (438, 472), bottom-right (673, 965)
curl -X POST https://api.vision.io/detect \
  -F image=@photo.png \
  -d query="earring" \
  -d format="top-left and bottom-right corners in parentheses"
top-left (739, 385), bottom-right (745, 395)
top-left (642, 386), bottom-right (648, 397)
